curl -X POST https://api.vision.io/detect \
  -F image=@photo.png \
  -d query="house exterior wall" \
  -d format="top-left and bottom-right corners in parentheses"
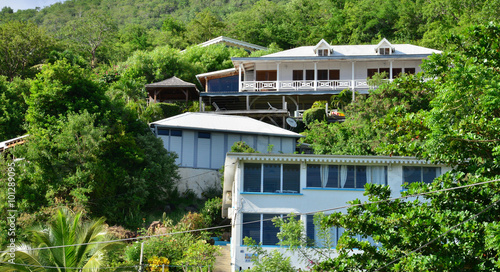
top-left (177, 168), bottom-right (221, 196)
top-left (160, 130), bottom-right (298, 170)
top-left (248, 60), bottom-right (422, 83)
top-left (157, 129), bottom-right (299, 196)
top-left (223, 154), bottom-right (452, 270)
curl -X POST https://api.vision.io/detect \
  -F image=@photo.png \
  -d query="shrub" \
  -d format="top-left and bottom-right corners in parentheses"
top-left (200, 197), bottom-right (223, 228)
top-left (303, 107), bottom-right (326, 127)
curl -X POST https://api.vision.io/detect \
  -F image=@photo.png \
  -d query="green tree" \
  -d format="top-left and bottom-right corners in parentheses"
top-left (313, 23), bottom-right (500, 271)
top-left (186, 9), bottom-right (226, 44)
top-left (243, 236), bottom-right (296, 272)
top-left (0, 77), bottom-right (30, 140)
top-left (0, 21), bottom-right (54, 80)
top-left (61, 11), bottom-right (117, 68)
top-left (301, 72), bottom-right (435, 155)
top-left (6, 60), bottom-right (179, 228)
top-left (0, 208), bottom-right (122, 271)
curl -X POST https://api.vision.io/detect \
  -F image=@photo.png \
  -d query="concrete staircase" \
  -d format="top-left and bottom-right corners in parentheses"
top-left (214, 244), bottom-right (231, 272)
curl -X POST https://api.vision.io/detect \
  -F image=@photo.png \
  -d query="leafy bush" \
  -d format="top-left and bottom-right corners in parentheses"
top-left (230, 141), bottom-right (259, 153)
top-left (159, 103), bottom-right (182, 118)
top-left (124, 215), bottom-right (220, 271)
top-left (200, 197), bottom-right (223, 228)
top-left (303, 107), bottom-right (326, 127)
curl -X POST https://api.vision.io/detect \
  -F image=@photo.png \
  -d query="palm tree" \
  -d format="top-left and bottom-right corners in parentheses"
top-left (1, 208), bottom-right (122, 271)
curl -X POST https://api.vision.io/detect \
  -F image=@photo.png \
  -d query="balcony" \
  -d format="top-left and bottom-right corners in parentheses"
top-left (240, 79), bottom-right (378, 92)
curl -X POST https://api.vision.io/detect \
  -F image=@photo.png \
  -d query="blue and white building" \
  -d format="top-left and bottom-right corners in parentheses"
top-left (150, 113), bottom-right (302, 195)
top-left (222, 153), bottom-right (451, 270)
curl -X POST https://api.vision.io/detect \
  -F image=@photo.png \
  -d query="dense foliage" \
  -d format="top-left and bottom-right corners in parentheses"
top-left (304, 23), bottom-right (500, 271)
top-left (1, 0), bottom-right (499, 69)
top-left (1, 0), bottom-right (500, 270)
top-left (0, 207), bottom-right (123, 271)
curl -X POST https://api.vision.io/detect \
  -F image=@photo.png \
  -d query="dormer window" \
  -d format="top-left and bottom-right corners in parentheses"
top-left (375, 38), bottom-right (395, 55)
top-left (318, 49), bottom-right (329, 56)
top-left (379, 48), bottom-right (391, 55)
top-left (314, 39), bottom-right (332, 57)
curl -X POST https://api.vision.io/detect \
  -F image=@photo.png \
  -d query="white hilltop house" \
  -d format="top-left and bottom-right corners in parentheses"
top-left (222, 153), bottom-right (451, 270)
top-left (150, 113), bottom-right (303, 195)
top-left (196, 38), bottom-right (441, 127)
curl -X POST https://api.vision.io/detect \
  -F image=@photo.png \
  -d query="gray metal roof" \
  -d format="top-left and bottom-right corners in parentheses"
top-left (262, 43), bottom-right (441, 58)
top-left (198, 36), bottom-right (268, 51)
top-left (151, 112), bottom-right (303, 138)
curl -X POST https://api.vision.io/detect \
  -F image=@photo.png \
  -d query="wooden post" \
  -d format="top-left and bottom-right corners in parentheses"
top-left (139, 242), bottom-right (144, 272)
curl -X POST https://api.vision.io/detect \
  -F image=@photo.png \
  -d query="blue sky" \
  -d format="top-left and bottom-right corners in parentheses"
top-left (1, 0), bottom-right (66, 11)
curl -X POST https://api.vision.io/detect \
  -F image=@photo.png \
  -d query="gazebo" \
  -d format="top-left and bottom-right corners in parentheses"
top-left (145, 76), bottom-right (199, 103)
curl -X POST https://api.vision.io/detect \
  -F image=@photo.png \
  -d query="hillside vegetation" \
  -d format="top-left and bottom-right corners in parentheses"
top-left (0, 0), bottom-right (500, 270)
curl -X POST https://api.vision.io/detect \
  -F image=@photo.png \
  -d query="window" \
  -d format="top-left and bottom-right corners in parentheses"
top-left (243, 213), bottom-right (281, 245)
top-left (157, 128), bottom-right (169, 135)
top-left (292, 70), bottom-right (303, 80)
top-left (379, 68), bottom-right (390, 78)
top-left (305, 70), bottom-right (315, 80)
top-left (198, 132), bottom-right (211, 139)
top-left (243, 163), bottom-right (261, 192)
top-left (318, 49), bottom-right (329, 56)
top-left (293, 69), bottom-right (340, 81)
top-left (171, 130), bottom-right (182, 136)
top-left (307, 165), bottom-right (386, 189)
top-left (256, 70), bottom-right (277, 81)
top-left (329, 70), bottom-right (340, 80)
top-left (392, 68), bottom-right (402, 78)
top-left (306, 214), bottom-right (378, 248)
top-left (379, 47), bottom-right (391, 55)
top-left (403, 166), bottom-right (441, 184)
top-left (243, 163), bottom-right (300, 193)
top-left (317, 70), bottom-right (328, 80)
top-left (367, 68), bottom-right (390, 79)
top-left (404, 68), bottom-right (416, 75)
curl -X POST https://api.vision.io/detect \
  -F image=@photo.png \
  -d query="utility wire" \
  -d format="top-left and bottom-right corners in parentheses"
top-left (0, 261), bottom-right (210, 270)
top-left (1, 178), bottom-right (498, 254)
top-left (374, 198), bottom-right (500, 271)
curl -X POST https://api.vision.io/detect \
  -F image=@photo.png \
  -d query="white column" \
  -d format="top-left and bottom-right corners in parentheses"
top-left (277, 62), bottom-right (280, 91)
top-left (238, 65), bottom-right (242, 92)
top-left (314, 62), bottom-right (318, 91)
top-left (390, 60), bottom-right (393, 80)
top-left (351, 61), bottom-right (355, 101)
top-left (246, 95), bottom-right (250, 110)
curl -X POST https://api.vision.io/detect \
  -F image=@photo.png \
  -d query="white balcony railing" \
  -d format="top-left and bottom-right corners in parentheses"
top-left (240, 80), bottom-right (381, 92)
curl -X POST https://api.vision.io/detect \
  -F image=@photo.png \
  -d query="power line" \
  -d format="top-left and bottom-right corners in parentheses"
top-left (1, 178), bottom-right (498, 255)
top-left (0, 261), bottom-right (209, 270)
top-left (0, 261), bottom-right (139, 270)
top-left (304, 178), bottom-right (500, 215)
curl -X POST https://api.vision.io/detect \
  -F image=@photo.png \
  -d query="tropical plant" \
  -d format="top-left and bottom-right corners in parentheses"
top-left (0, 207), bottom-right (122, 271)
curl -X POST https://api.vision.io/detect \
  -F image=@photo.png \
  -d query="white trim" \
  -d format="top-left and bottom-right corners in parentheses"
top-left (227, 153), bottom-right (442, 166)
top-left (199, 36), bottom-right (268, 51)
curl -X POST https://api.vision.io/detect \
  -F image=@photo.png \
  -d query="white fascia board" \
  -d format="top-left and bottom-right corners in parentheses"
top-left (232, 54), bottom-right (436, 67)
top-left (226, 153), bottom-right (445, 166)
top-left (196, 68), bottom-right (237, 79)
